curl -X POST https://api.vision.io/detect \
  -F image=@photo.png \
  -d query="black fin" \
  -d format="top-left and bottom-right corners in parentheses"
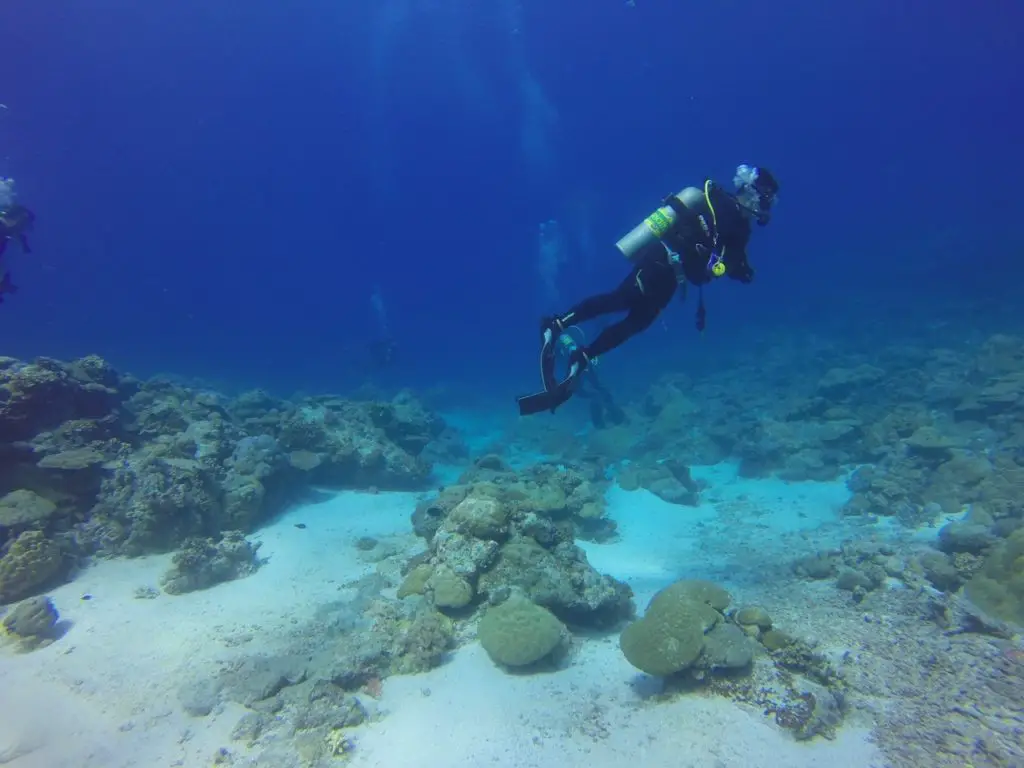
top-left (516, 381), bottom-right (575, 416)
top-left (540, 334), bottom-right (557, 392)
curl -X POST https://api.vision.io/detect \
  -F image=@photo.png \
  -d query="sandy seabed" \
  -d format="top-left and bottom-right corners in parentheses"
top-left (0, 471), bottom-right (887, 768)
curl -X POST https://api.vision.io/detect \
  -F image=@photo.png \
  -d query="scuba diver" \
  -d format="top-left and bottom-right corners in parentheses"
top-left (0, 204), bottom-right (34, 303)
top-left (0, 202), bottom-right (34, 258)
top-left (517, 164), bottom-right (779, 416)
top-left (0, 176), bottom-right (35, 303)
top-left (367, 336), bottom-right (398, 371)
top-left (0, 265), bottom-right (16, 303)
top-left (552, 329), bottom-right (628, 428)
top-left (0, 175), bottom-right (33, 258)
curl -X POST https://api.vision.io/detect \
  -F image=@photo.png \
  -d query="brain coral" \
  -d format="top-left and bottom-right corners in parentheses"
top-left (619, 579), bottom-right (730, 676)
top-left (964, 529), bottom-right (1024, 628)
top-left (477, 594), bottom-right (566, 667)
top-left (0, 531), bottom-right (62, 603)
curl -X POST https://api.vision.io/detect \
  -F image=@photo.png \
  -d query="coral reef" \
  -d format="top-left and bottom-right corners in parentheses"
top-left (404, 470), bottom-right (634, 630)
top-left (618, 579), bottom-right (740, 677)
top-left (616, 578), bottom-right (847, 740)
top-left (166, 573), bottom-right (454, 765)
top-left (543, 334), bottom-right (1024, 531)
top-left (791, 540), bottom-right (899, 603)
top-left (413, 455), bottom-right (617, 542)
top-left (0, 530), bottom-right (63, 603)
top-left (0, 355), bottom-right (455, 603)
top-left (617, 458), bottom-right (706, 506)
top-left (962, 529), bottom-right (1024, 628)
top-left (1, 594), bottom-right (60, 650)
top-left (160, 531), bottom-right (265, 595)
top-left (12, 326), bottom-right (1024, 764)
top-left (477, 593), bottom-right (568, 668)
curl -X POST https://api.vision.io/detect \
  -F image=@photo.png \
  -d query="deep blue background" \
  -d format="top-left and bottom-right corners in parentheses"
top-left (1, 0), bottom-right (1021, 402)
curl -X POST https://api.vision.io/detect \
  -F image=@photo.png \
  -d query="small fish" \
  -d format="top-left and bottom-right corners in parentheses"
top-left (294, 523), bottom-right (307, 529)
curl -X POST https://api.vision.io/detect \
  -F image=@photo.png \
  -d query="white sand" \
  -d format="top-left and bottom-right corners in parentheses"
top-left (1, 475), bottom-right (886, 768)
top-left (584, 464), bottom-right (854, 605)
top-left (353, 642), bottom-right (881, 768)
top-left (353, 471), bottom-right (884, 768)
top-left (0, 491), bottom-right (419, 768)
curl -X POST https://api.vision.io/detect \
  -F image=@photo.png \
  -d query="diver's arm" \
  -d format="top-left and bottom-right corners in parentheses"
top-left (725, 248), bottom-right (754, 283)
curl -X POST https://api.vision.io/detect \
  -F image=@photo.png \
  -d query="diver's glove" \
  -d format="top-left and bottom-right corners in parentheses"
top-left (568, 347), bottom-right (591, 376)
top-left (540, 315), bottom-right (567, 341)
top-left (729, 262), bottom-right (754, 283)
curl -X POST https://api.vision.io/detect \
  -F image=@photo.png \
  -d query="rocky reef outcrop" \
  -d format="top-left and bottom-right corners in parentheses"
top-left (1, 594), bottom-right (61, 651)
top-left (402, 463), bottom-right (634, 630)
top-left (617, 578), bottom-right (847, 741)
top-left (0, 355), bottom-right (458, 604)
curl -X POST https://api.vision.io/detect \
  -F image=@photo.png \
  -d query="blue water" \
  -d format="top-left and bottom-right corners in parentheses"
top-left (1, 0), bottom-right (1020, 402)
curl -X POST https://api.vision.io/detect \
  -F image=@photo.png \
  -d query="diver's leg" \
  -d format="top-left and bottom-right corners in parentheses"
top-left (584, 264), bottom-right (677, 358)
top-left (538, 274), bottom-right (638, 386)
top-left (585, 305), bottom-right (660, 358)
top-left (552, 270), bottom-right (640, 328)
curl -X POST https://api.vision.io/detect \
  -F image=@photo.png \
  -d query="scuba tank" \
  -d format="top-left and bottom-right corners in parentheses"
top-left (615, 189), bottom-right (692, 260)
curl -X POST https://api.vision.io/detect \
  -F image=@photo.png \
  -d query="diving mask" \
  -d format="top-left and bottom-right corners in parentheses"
top-left (734, 164), bottom-right (779, 225)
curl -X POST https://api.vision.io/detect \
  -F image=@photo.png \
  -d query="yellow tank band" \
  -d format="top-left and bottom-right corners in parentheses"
top-left (644, 208), bottom-right (672, 238)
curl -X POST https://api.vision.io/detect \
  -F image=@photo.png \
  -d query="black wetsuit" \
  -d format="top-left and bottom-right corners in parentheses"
top-left (561, 182), bottom-right (754, 359)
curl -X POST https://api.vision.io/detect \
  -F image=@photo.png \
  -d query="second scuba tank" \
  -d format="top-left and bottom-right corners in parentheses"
top-left (615, 189), bottom-right (691, 260)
